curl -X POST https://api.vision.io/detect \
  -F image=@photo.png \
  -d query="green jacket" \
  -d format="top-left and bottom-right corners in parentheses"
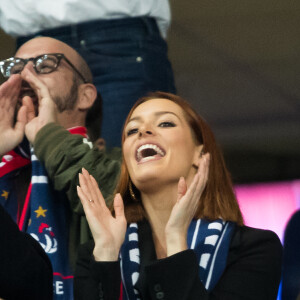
top-left (34, 123), bottom-right (121, 268)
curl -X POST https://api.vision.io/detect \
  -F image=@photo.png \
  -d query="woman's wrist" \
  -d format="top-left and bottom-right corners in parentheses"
top-left (93, 244), bottom-right (119, 262)
top-left (165, 231), bottom-right (187, 256)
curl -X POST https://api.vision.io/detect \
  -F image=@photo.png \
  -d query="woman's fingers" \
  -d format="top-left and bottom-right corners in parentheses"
top-left (79, 168), bottom-right (108, 210)
top-left (113, 193), bottom-right (125, 219)
top-left (81, 168), bottom-right (97, 201)
top-left (89, 174), bottom-right (106, 207)
top-left (177, 177), bottom-right (187, 202)
top-left (195, 153), bottom-right (210, 194)
top-left (78, 172), bottom-right (93, 203)
top-left (77, 185), bottom-right (91, 210)
top-left (177, 153), bottom-right (210, 213)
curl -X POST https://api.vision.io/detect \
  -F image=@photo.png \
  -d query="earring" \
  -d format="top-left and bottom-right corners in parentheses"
top-left (129, 180), bottom-right (137, 201)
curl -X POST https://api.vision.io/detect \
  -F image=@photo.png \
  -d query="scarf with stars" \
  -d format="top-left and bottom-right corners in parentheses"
top-left (0, 127), bottom-right (89, 300)
top-left (120, 219), bottom-right (235, 300)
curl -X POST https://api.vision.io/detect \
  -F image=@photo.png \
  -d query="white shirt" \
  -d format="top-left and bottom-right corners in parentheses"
top-left (0, 0), bottom-right (170, 38)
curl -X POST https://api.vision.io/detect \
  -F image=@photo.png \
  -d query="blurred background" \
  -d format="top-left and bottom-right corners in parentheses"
top-left (168, 0), bottom-right (300, 184)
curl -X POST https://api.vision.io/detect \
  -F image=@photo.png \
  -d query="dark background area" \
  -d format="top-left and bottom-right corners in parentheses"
top-left (1, 0), bottom-right (299, 184)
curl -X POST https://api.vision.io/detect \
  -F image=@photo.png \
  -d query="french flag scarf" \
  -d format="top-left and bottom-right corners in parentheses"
top-left (0, 127), bottom-right (89, 300)
top-left (120, 219), bottom-right (235, 299)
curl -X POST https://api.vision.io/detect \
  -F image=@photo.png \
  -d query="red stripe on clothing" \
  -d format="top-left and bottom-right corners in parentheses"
top-left (0, 150), bottom-right (30, 177)
top-left (68, 126), bottom-right (87, 137)
top-left (18, 183), bottom-right (32, 230)
top-left (53, 272), bottom-right (74, 279)
top-left (119, 282), bottom-right (123, 300)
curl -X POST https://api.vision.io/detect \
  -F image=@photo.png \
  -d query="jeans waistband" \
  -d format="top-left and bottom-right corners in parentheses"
top-left (31, 16), bottom-right (160, 39)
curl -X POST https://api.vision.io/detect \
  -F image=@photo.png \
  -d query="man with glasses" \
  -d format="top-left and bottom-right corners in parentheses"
top-left (0, 0), bottom-right (176, 148)
top-left (0, 36), bottom-right (121, 299)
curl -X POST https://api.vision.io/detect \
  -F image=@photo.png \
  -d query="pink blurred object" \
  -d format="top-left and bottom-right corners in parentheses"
top-left (235, 180), bottom-right (300, 242)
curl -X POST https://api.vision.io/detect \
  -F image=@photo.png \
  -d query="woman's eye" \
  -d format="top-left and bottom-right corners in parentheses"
top-left (159, 121), bottom-right (175, 128)
top-left (127, 128), bottom-right (138, 136)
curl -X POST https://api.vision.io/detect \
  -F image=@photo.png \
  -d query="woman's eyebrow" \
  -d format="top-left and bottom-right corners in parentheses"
top-left (155, 111), bottom-right (180, 119)
top-left (128, 111), bottom-right (180, 124)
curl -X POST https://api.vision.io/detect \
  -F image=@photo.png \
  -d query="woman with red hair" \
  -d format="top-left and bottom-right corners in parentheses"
top-left (75, 92), bottom-right (282, 299)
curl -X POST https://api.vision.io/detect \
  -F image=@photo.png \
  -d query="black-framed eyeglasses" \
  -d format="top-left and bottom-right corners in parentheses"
top-left (0, 53), bottom-right (89, 83)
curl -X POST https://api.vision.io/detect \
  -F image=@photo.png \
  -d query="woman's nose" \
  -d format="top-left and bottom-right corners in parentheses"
top-left (139, 128), bottom-right (154, 137)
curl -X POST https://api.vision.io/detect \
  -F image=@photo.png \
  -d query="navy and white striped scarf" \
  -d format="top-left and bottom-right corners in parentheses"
top-left (120, 219), bottom-right (235, 299)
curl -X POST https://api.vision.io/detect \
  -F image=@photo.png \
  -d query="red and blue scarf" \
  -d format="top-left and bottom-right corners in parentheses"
top-left (0, 127), bottom-right (89, 300)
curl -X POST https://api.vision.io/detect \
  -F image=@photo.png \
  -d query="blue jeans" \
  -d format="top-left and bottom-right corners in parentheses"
top-left (18, 17), bottom-right (176, 147)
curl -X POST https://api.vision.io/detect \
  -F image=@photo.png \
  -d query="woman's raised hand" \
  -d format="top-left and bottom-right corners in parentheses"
top-left (77, 168), bottom-right (127, 261)
top-left (165, 153), bottom-right (210, 256)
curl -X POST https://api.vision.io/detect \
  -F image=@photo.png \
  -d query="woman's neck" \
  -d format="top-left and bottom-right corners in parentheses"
top-left (141, 184), bottom-right (178, 259)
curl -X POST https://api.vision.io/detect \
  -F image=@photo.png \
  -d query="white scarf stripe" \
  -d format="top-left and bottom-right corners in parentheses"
top-left (191, 219), bottom-right (201, 249)
top-left (31, 154), bottom-right (38, 161)
top-left (208, 222), bottom-right (223, 231)
top-left (129, 233), bottom-right (138, 241)
top-left (200, 253), bottom-right (211, 269)
top-left (32, 175), bottom-right (48, 184)
top-left (204, 235), bottom-right (219, 246)
top-left (205, 222), bottom-right (229, 289)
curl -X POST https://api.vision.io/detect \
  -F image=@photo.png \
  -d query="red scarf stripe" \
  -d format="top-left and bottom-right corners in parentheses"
top-left (0, 150), bottom-right (31, 177)
top-left (18, 183), bottom-right (32, 229)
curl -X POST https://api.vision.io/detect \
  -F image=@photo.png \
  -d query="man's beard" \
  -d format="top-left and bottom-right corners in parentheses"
top-left (51, 79), bottom-right (79, 113)
top-left (18, 76), bottom-right (79, 114)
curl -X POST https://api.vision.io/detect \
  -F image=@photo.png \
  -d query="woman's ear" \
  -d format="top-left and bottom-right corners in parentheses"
top-left (77, 83), bottom-right (97, 111)
top-left (193, 144), bottom-right (204, 167)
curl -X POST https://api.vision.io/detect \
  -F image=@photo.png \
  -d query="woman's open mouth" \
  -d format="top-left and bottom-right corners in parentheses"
top-left (136, 143), bottom-right (166, 164)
